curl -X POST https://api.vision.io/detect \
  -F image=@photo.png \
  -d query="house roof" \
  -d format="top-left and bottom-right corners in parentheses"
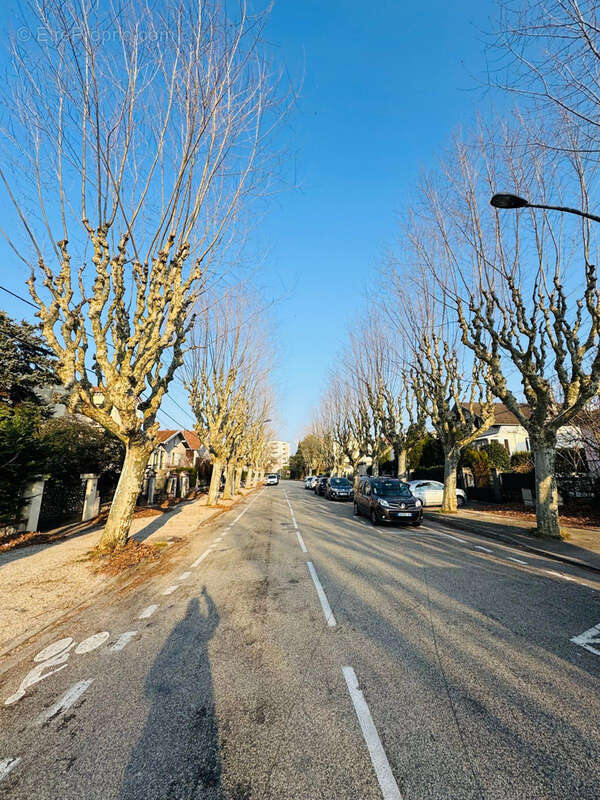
top-left (183, 430), bottom-right (203, 450)
top-left (156, 429), bottom-right (204, 450)
top-left (467, 402), bottom-right (531, 426)
top-left (156, 429), bottom-right (181, 444)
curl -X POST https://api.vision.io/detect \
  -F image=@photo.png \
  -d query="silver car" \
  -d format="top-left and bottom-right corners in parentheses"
top-left (407, 480), bottom-right (466, 508)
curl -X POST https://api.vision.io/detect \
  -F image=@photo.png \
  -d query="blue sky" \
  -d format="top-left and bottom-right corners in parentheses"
top-left (260, 0), bottom-right (499, 449)
top-left (0, 0), bottom-right (499, 446)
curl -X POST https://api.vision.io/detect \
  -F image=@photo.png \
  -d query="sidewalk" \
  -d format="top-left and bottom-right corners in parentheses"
top-left (424, 507), bottom-right (600, 573)
top-left (0, 489), bottom-right (256, 660)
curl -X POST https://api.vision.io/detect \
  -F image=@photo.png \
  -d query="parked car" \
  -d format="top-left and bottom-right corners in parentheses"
top-left (266, 473), bottom-right (279, 486)
top-left (354, 476), bottom-right (423, 526)
top-left (304, 475), bottom-right (315, 489)
top-left (325, 476), bottom-right (353, 501)
top-left (314, 476), bottom-right (328, 496)
top-left (407, 479), bottom-right (466, 508)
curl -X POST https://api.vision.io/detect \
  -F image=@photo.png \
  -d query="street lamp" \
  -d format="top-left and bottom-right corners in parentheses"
top-left (490, 193), bottom-right (600, 224)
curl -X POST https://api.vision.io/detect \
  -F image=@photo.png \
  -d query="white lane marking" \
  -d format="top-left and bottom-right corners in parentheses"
top-left (343, 667), bottom-right (403, 800)
top-left (306, 561), bottom-right (336, 626)
top-left (420, 527), bottom-right (467, 544)
top-left (34, 638), bottom-right (74, 662)
top-left (74, 632), bottom-right (110, 654)
top-left (0, 758), bottom-right (21, 783)
top-left (571, 623), bottom-right (600, 656)
top-left (474, 545), bottom-right (493, 554)
top-left (178, 571), bottom-right (191, 581)
top-left (292, 517), bottom-right (298, 530)
top-left (296, 530), bottom-right (307, 553)
top-left (162, 585), bottom-right (179, 595)
top-left (109, 631), bottom-right (138, 652)
top-left (215, 536), bottom-right (223, 542)
top-left (36, 679), bottom-right (94, 725)
top-left (507, 557), bottom-right (528, 565)
top-left (191, 550), bottom-right (212, 568)
top-left (139, 604), bottom-right (159, 619)
top-left (546, 569), bottom-right (578, 583)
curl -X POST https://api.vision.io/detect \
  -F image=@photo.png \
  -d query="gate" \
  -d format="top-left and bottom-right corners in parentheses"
top-left (37, 477), bottom-right (86, 532)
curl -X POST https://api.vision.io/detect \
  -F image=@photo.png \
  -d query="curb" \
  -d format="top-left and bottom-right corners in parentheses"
top-left (424, 512), bottom-right (600, 575)
top-left (0, 487), bottom-right (261, 675)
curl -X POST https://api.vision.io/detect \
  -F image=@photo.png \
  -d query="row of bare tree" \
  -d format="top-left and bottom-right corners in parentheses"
top-left (306, 0), bottom-right (600, 540)
top-left (1, 1), bottom-right (282, 551)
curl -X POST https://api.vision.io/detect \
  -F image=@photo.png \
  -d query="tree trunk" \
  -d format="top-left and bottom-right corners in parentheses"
top-left (98, 441), bottom-right (151, 552)
top-left (247, 468), bottom-right (254, 487)
top-left (441, 446), bottom-right (459, 512)
top-left (207, 457), bottom-right (222, 507)
top-left (372, 456), bottom-right (379, 477)
top-left (533, 435), bottom-right (562, 539)
top-left (234, 466), bottom-right (243, 494)
top-left (223, 462), bottom-right (235, 499)
top-left (397, 447), bottom-right (408, 481)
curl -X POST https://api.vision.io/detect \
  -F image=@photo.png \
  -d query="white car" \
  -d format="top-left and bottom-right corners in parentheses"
top-left (266, 473), bottom-right (279, 486)
top-left (304, 475), bottom-right (315, 489)
top-left (408, 480), bottom-right (466, 508)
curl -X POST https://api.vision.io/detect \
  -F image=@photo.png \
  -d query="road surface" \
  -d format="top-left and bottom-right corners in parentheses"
top-left (1, 483), bottom-right (599, 799)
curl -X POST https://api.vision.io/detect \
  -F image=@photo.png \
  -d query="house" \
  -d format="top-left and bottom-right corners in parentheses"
top-left (470, 402), bottom-right (590, 463)
top-left (149, 430), bottom-right (210, 494)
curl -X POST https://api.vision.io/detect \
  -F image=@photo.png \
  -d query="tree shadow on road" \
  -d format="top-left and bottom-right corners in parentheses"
top-left (118, 591), bottom-right (223, 800)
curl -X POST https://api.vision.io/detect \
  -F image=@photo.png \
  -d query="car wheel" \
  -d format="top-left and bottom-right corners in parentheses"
top-left (411, 517), bottom-right (422, 527)
top-left (457, 495), bottom-right (465, 508)
top-left (370, 508), bottom-right (378, 526)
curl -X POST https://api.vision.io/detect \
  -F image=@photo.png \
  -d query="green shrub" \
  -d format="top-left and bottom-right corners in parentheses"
top-left (481, 441), bottom-right (510, 470)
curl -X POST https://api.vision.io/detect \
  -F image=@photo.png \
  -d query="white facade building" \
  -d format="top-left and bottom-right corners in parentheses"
top-left (268, 440), bottom-right (290, 471)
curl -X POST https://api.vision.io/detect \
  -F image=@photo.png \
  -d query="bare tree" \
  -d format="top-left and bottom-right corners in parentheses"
top-left (186, 288), bottom-right (272, 506)
top-left (494, 0), bottom-right (600, 154)
top-left (326, 374), bottom-right (365, 486)
top-left (1, 0), bottom-right (279, 550)
top-left (383, 253), bottom-right (494, 511)
top-left (345, 324), bottom-right (391, 476)
top-left (423, 117), bottom-right (600, 537)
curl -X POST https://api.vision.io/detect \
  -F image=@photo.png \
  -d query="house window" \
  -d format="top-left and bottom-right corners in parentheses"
top-left (525, 439), bottom-right (530, 451)
top-left (504, 439), bottom-right (510, 453)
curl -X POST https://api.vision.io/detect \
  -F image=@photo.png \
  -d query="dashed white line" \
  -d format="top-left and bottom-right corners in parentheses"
top-left (343, 667), bottom-right (403, 800)
top-left (295, 529), bottom-right (307, 552)
top-left (0, 757), bottom-right (21, 783)
top-left (191, 550), bottom-right (212, 568)
top-left (162, 584), bottom-right (179, 595)
top-left (474, 545), bottom-right (494, 554)
top-left (178, 571), bottom-right (191, 581)
top-left (306, 561), bottom-right (336, 626)
top-left (421, 527), bottom-right (467, 544)
top-left (507, 557), bottom-right (528, 565)
top-left (109, 631), bottom-right (138, 652)
top-left (36, 679), bottom-right (94, 726)
top-left (138, 604), bottom-right (159, 619)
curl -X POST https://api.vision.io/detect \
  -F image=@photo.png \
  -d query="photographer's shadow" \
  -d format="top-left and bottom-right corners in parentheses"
top-left (119, 591), bottom-right (223, 799)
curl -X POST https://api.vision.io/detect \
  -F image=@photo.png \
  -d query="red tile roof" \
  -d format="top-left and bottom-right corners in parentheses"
top-left (183, 430), bottom-right (203, 450)
top-left (156, 429), bottom-right (179, 444)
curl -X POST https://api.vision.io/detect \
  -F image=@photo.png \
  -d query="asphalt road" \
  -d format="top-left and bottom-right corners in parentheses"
top-left (1, 483), bottom-right (599, 799)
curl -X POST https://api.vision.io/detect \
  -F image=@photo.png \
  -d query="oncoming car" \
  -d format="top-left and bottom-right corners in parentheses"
top-left (325, 476), bottom-right (353, 501)
top-left (354, 477), bottom-right (422, 526)
top-left (265, 473), bottom-right (279, 486)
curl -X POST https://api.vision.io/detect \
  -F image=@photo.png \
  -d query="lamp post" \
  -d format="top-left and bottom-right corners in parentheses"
top-left (490, 193), bottom-right (600, 224)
